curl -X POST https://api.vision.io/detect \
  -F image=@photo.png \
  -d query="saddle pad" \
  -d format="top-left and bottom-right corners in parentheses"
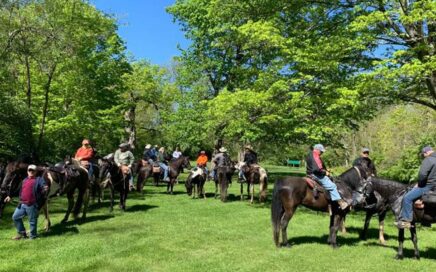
top-left (152, 166), bottom-right (161, 173)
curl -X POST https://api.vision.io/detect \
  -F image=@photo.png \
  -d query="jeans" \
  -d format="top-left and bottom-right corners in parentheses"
top-left (88, 162), bottom-right (93, 178)
top-left (314, 175), bottom-right (341, 201)
top-left (12, 203), bottom-right (38, 238)
top-left (159, 163), bottom-right (169, 179)
top-left (399, 184), bottom-right (435, 222)
top-left (238, 170), bottom-right (245, 180)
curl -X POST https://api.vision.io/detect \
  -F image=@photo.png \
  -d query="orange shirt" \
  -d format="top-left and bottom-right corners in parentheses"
top-left (75, 147), bottom-right (94, 161)
top-left (196, 154), bottom-right (208, 167)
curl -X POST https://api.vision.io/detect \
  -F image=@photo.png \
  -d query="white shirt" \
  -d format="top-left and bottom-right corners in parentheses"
top-left (172, 151), bottom-right (182, 159)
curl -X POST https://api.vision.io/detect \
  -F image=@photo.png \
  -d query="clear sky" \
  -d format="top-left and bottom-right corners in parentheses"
top-left (91, 0), bottom-right (189, 65)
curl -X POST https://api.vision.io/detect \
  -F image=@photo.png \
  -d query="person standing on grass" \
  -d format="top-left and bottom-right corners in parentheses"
top-left (4, 164), bottom-right (47, 240)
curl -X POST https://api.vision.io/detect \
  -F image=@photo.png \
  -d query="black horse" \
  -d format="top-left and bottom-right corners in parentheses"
top-left (355, 178), bottom-right (407, 245)
top-left (366, 178), bottom-right (436, 259)
top-left (271, 165), bottom-right (370, 248)
top-left (166, 156), bottom-right (191, 194)
top-left (185, 167), bottom-right (207, 199)
top-left (99, 156), bottom-right (130, 211)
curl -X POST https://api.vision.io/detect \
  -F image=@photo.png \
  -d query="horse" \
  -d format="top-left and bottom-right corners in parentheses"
top-left (135, 159), bottom-right (153, 192)
top-left (271, 165), bottom-right (370, 248)
top-left (185, 167), bottom-right (207, 199)
top-left (214, 162), bottom-right (236, 202)
top-left (166, 156), bottom-right (191, 194)
top-left (365, 178), bottom-right (436, 259)
top-left (99, 155), bottom-right (130, 211)
top-left (354, 178), bottom-right (407, 245)
top-left (43, 161), bottom-right (90, 223)
top-left (236, 162), bottom-right (268, 203)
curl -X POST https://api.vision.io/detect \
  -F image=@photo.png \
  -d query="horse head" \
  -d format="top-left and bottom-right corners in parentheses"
top-left (181, 156), bottom-right (191, 170)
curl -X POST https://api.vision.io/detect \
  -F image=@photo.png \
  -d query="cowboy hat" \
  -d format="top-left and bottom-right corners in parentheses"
top-left (145, 144), bottom-right (151, 149)
top-left (219, 147), bottom-right (227, 153)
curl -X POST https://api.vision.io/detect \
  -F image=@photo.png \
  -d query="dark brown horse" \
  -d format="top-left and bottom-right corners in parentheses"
top-left (238, 162), bottom-right (268, 203)
top-left (271, 166), bottom-right (370, 248)
top-left (135, 160), bottom-right (153, 192)
top-left (99, 156), bottom-right (130, 211)
top-left (365, 178), bottom-right (436, 259)
top-left (185, 167), bottom-right (207, 199)
top-left (166, 156), bottom-right (191, 194)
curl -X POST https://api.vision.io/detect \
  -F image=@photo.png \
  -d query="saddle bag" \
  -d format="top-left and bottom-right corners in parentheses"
top-left (152, 166), bottom-right (161, 173)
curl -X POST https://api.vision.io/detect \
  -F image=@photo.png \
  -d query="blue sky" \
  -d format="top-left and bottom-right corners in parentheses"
top-left (91, 0), bottom-right (189, 65)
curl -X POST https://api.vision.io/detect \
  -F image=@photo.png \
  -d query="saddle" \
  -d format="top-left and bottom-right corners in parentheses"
top-left (152, 162), bottom-right (161, 173)
top-left (304, 176), bottom-right (329, 200)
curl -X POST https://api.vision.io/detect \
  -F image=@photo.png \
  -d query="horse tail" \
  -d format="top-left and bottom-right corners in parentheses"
top-left (271, 179), bottom-right (284, 247)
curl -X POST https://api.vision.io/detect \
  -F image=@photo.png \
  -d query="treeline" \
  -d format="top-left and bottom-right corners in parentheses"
top-left (1, 0), bottom-right (435, 183)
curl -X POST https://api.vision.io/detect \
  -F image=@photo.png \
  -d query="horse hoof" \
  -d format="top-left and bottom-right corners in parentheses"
top-left (281, 243), bottom-right (291, 248)
top-left (414, 255), bottom-right (420, 260)
top-left (61, 218), bottom-right (68, 223)
top-left (395, 254), bottom-right (403, 260)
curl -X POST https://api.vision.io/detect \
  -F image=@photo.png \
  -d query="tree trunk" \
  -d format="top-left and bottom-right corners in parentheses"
top-left (37, 65), bottom-right (56, 153)
top-left (125, 92), bottom-right (137, 150)
top-left (25, 55), bottom-right (32, 109)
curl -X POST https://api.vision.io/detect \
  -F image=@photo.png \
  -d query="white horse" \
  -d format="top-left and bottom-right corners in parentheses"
top-left (235, 161), bottom-right (268, 203)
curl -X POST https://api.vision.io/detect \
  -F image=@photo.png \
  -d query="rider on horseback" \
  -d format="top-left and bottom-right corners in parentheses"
top-left (143, 144), bottom-right (156, 164)
top-left (196, 151), bottom-right (209, 176)
top-left (238, 145), bottom-right (258, 182)
top-left (396, 146), bottom-right (436, 229)
top-left (306, 144), bottom-right (348, 210)
top-left (353, 147), bottom-right (377, 176)
top-left (114, 143), bottom-right (135, 190)
top-left (212, 147), bottom-right (231, 181)
top-left (74, 139), bottom-right (94, 178)
top-left (157, 147), bottom-right (170, 182)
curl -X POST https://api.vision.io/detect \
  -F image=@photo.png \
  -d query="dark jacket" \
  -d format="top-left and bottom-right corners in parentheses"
top-left (19, 176), bottom-right (46, 208)
top-left (306, 151), bottom-right (327, 177)
top-left (143, 148), bottom-right (156, 161)
top-left (213, 152), bottom-right (231, 168)
top-left (244, 151), bottom-right (258, 166)
top-left (418, 152), bottom-right (436, 188)
top-left (353, 157), bottom-right (377, 176)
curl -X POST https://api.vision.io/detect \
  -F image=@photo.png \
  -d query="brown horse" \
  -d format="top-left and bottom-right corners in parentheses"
top-left (135, 160), bottom-right (153, 192)
top-left (238, 162), bottom-right (268, 203)
top-left (214, 162), bottom-right (236, 202)
top-left (271, 166), bottom-right (370, 248)
top-left (166, 156), bottom-right (191, 194)
top-left (99, 156), bottom-right (131, 211)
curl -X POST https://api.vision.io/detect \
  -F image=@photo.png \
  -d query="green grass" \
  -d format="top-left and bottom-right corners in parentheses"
top-left (1, 167), bottom-right (436, 272)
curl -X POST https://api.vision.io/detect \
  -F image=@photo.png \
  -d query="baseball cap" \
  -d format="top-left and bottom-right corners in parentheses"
top-left (421, 146), bottom-right (433, 155)
top-left (313, 144), bottom-right (326, 152)
top-left (28, 164), bottom-right (37, 171)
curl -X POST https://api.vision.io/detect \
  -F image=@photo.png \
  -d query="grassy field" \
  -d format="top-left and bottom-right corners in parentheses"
top-left (1, 165), bottom-right (436, 272)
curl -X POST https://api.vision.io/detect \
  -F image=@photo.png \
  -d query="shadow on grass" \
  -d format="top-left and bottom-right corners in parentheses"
top-left (344, 226), bottom-right (394, 241)
top-left (42, 214), bottom-right (115, 237)
top-left (287, 234), bottom-right (361, 247)
top-left (364, 241), bottom-right (436, 260)
top-left (125, 204), bottom-right (158, 212)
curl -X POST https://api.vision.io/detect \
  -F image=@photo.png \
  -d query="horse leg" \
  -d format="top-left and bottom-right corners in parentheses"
top-left (328, 213), bottom-right (342, 248)
top-left (410, 225), bottom-right (420, 260)
top-left (41, 202), bottom-right (51, 232)
top-left (137, 176), bottom-right (143, 193)
top-left (73, 187), bottom-right (86, 220)
top-left (359, 211), bottom-right (374, 240)
top-left (109, 183), bottom-right (115, 212)
top-left (240, 183), bottom-right (244, 201)
top-left (340, 215), bottom-right (347, 234)
top-left (250, 182), bottom-right (254, 204)
top-left (214, 181), bottom-right (218, 198)
top-left (378, 211), bottom-right (387, 245)
top-left (396, 228), bottom-right (405, 259)
top-left (280, 207), bottom-right (296, 247)
top-left (62, 192), bottom-right (75, 223)
top-left (81, 188), bottom-right (90, 220)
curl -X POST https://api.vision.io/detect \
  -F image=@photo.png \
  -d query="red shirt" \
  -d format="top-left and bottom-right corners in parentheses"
top-left (21, 177), bottom-right (36, 205)
top-left (75, 147), bottom-right (94, 161)
top-left (312, 150), bottom-right (324, 170)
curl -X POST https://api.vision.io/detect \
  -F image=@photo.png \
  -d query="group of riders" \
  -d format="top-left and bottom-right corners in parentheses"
top-left (4, 137), bottom-right (435, 240)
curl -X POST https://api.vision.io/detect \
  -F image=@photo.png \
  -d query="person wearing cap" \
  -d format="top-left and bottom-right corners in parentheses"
top-left (306, 144), bottom-right (348, 210)
top-left (143, 144), bottom-right (156, 164)
top-left (212, 147), bottom-right (231, 180)
top-left (397, 146), bottom-right (436, 229)
top-left (239, 145), bottom-right (258, 182)
top-left (157, 147), bottom-right (170, 182)
top-left (114, 143), bottom-right (135, 189)
top-left (74, 139), bottom-right (95, 178)
top-left (196, 151), bottom-right (209, 175)
top-left (352, 147), bottom-right (377, 176)
top-left (172, 147), bottom-right (182, 160)
top-left (4, 165), bottom-right (47, 240)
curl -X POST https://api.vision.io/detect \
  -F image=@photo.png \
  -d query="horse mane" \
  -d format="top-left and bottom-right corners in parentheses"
top-left (369, 177), bottom-right (409, 199)
top-left (337, 166), bottom-right (364, 190)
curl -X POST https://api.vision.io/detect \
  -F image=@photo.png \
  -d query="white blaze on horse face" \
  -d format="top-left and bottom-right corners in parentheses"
top-left (47, 172), bottom-right (54, 184)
